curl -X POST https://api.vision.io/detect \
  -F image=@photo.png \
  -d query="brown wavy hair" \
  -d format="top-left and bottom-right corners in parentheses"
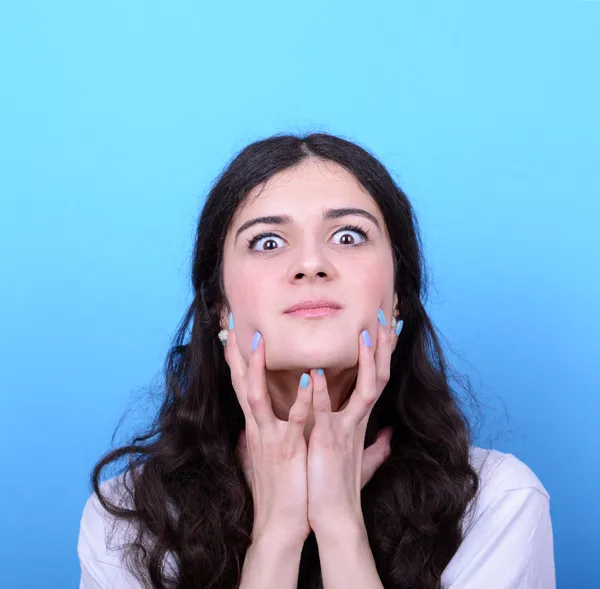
top-left (90, 131), bottom-right (482, 589)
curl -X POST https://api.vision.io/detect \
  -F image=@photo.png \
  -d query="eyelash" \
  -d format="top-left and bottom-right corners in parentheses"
top-left (246, 224), bottom-right (371, 253)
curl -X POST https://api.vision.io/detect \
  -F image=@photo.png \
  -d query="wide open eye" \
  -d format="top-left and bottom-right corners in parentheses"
top-left (246, 224), bottom-right (370, 253)
top-left (246, 232), bottom-right (286, 252)
top-left (330, 224), bottom-right (370, 247)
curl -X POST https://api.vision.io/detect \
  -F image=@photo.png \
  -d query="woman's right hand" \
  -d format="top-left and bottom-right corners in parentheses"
top-left (224, 327), bottom-right (313, 546)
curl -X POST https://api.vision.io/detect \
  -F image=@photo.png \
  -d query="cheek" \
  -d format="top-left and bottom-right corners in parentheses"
top-left (226, 266), bottom-right (276, 324)
top-left (348, 259), bottom-right (394, 304)
top-left (244, 281), bottom-right (269, 311)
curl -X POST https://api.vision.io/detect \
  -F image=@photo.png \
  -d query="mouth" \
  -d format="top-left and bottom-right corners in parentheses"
top-left (284, 307), bottom-right (342, 319)
top-left (283, 298), bottom-right (343, 319)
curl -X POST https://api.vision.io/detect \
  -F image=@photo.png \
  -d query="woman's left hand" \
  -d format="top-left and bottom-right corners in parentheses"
top-left (306, 318), bottom-right (398, 538)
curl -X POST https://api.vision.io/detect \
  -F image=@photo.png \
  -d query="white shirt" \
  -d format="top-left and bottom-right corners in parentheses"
top-left (77, 446), bottom-right (556, 588)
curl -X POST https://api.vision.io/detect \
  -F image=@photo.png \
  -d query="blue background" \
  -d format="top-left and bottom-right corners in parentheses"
top-left (1, 1), bottom-right (598, 587)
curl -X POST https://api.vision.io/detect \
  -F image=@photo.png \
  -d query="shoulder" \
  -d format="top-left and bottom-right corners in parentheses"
top-left (77, 472), bottom-right (136, 564)
top-left (77, 472), bottom-right (150, 587)
top-left (463, 445), bottom-right (551, 532)
top-left (77, 471), bottom-right (179, 587)
top-left (468, 445), bottom-right (550, 500)
top-left (441, 447), bottom-right (556, 587)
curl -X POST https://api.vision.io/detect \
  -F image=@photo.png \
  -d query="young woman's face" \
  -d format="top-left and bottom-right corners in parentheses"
top-left (222, 157), bottom-right (397, 371)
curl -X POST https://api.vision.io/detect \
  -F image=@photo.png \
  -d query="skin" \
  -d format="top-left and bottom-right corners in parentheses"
top-left (219, 157), bottom-right (402, 588)
top-left (220, 157), bottom-right (399, 442)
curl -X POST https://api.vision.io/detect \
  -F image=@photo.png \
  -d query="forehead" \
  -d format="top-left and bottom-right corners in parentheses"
top-left (239, 158), bottom-right (376, 217)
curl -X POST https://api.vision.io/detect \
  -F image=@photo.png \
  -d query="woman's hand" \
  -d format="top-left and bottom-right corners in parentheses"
top-left (306, 318), bottom-right (397, 539)
top-left (224, 328), bottom-right (313, 546)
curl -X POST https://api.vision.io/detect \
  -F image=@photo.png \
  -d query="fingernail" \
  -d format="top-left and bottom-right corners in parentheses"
top-left (317, 368), bottom-right (324, 376)
top-left (361, 329), bottom-right (371, 347)
top-left (228, 312), bottom-right (234, 330)
top-left (300, 373), bottom-right (309, 388)
top-left (377, 308), bottom-right (386, 326)
top-left (251, 331), bottom-right (261, 351)
top-left (395, 319), bottom-right (404, 336)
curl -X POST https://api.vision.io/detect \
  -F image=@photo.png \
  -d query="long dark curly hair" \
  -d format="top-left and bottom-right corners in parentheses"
top-left (90, 131), bottom-right (482, 589)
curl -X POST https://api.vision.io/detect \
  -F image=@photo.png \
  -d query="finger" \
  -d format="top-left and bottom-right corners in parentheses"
top-left (236, 429), bottom-right (253, 488)
top-left (392, 317), bottom-right (404, 350)
top-left (224, 328), bottom-right (252, 417)
top-left (361, 427), bottom-right (393, 489)
top-left (373, 317), bottom-right (393, 395)
top-left (246, 332), bottom-right (277, 431)
top-left (343, 330), bottom-right (379, 426)
top-left (282, 373), bottom-right (312, 454)
top-left (311, 368), bottom-right (333, 430)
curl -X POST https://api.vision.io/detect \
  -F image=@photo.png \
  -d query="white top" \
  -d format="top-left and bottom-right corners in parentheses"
top-left (77, 447), bottom-right (556, 588)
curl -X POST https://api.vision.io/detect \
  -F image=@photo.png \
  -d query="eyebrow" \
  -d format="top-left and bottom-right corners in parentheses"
top-left (234, 207), bottom-right (382, 244)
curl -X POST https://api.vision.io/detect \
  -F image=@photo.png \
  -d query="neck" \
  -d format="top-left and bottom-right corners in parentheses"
top-left (265, 367), bottom-right (358, 442)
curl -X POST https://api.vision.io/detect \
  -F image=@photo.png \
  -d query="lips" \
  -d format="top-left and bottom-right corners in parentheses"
top-left (283, 298), bottom-right (343, 313)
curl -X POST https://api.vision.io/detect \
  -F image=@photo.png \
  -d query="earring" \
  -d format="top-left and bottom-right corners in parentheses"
top-left (390, 317), bottom-right (397, 330)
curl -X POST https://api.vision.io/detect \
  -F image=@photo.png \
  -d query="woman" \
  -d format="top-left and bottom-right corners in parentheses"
top-left (77, 132), bottom-right (555, 588)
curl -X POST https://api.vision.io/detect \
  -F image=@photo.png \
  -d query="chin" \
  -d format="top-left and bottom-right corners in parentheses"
top-left (265, 338), bottom-right (359, 372)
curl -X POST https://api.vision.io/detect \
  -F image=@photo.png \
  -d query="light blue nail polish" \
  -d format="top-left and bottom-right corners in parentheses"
top-left (300, 373), bottom-right (309, 388)
top-left (317, 368), bottom-right (324, 376)
top-left (228, 312), bottom-right (234, 330)
top-left (361, 329), bottom-right (371, 347)
top-left (251, 331), bottom-right (261, 351)
top-left (377, 308), bottom-right (386, 326)
top-left (395, 319), bottom-right (404, 336)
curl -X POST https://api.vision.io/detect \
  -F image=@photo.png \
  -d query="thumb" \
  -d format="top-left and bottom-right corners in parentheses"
top-left (236, 429), bottom-right (253, 489)
top-left (361, 427), bottom-right (393, 489)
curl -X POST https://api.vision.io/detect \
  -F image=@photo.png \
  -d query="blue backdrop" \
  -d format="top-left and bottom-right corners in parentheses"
top-left (1, 1), bottom-right (598, 587)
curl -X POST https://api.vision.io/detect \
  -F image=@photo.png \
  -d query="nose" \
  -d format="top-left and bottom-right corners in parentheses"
top-left (293, 268), bottom-right (327, 280)
top-left (288, 241), bottom-right (336, 282)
